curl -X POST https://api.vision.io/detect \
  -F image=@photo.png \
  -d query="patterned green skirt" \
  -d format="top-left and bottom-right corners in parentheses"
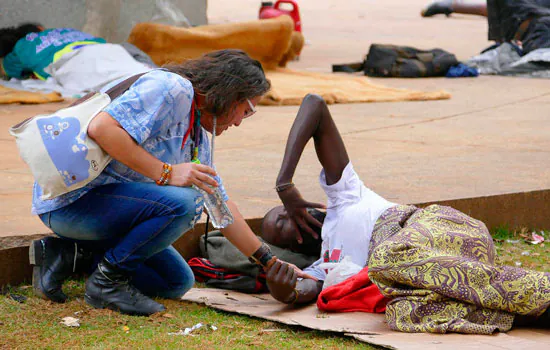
top-left (368, 204), bottom-right (550, 334)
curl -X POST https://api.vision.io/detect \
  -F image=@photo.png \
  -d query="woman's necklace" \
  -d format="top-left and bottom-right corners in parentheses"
top-left (191, 106), bottom-right (201, 164)
top-left (182, 98), bottom-right (202, 164)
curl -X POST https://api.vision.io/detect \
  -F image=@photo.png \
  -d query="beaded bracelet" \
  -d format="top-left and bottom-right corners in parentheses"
top-left (156, 163), bottom-right (172, 186)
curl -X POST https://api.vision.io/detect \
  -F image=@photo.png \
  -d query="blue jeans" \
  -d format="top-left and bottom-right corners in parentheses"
top-left (39, 182), bottom-right (203, 299)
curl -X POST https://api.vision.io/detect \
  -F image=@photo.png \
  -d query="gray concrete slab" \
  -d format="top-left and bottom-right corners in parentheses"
top-left (2, 0), bottom-right (550, 239)
top-left (0, 0), bottom-right (207, 43)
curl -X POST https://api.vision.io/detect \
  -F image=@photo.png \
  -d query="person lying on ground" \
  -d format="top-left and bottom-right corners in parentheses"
top-left (261, 93), bottom-right (550, 334)
top-left (421, 0), bottom-right (550, 55)
top-left (0, 23), bottom-right (152, 92)
top-left (29, 49), bottom-right (315, 316)
top-left (0, 24), bottom-right (105, 80)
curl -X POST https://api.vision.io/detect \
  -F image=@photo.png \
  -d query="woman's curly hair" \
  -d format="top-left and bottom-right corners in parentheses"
top-left (164, 49), bottom-right (271, 118)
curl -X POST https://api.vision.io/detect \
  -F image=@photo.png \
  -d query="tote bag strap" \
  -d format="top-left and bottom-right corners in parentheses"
top-left (68, 72), bottom-right (147, 108)
top-left (12, 72), bottom-right (150, 130)
top-left (104, 72), bottom-right (147, 100)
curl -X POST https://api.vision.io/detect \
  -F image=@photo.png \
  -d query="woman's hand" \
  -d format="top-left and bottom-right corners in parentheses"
top-left (277, 186), bottom-right (325, 244)
top-left (265, 259), bottom-right (318, 304)
top-left (170, 163), bottom-right (218, 193)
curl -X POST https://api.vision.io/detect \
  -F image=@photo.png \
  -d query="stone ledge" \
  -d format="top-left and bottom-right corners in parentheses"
top-left (2, 190), bottom-right (550, 288)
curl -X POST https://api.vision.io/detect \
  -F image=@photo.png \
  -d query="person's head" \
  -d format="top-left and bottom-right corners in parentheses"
top-left (0, 23), bottom-right (43, 57)
top-left (261, 206), bottom-right (324, 257)
top-left (164, 49), bottom-right (271, 136)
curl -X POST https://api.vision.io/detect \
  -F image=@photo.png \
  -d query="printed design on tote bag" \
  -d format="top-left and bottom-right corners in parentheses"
top-left (37, 116), bottom-right (90, 186)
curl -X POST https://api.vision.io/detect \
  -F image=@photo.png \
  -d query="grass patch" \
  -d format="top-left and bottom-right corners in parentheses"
top-left (0, 280), bottom-right (375, 349)
top-left (1, 228), bottom-right (547, 349)
top-left (491, 227), bottom-right (550, 271)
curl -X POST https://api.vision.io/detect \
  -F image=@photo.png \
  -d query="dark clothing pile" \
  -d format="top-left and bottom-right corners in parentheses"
top-left (332, 44), bottom-right (465, 78)
top-left (468, 0), bottom-right (550, 77)
top-left (488, 0), bottom-right (550, 54)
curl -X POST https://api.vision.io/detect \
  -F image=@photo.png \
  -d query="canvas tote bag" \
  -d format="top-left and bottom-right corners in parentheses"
top-left (9, 73), bottom-right (145, 200)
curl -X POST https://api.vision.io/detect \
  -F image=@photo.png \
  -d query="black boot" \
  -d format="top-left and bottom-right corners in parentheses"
top-left (29, 236), bottom-right (93, 303)
top-left (421, 0), bottom-right (454, 17)
top-left (85, 258), bottom-right (165, 316)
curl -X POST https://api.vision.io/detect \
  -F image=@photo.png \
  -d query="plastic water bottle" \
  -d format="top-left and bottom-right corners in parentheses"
top-left (195, 116), bottom-right (234, 229)
top-left (193, 183), bottom-right (233, 228)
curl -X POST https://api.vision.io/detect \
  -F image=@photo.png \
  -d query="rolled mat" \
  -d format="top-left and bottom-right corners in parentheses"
top-left (0, 85), bottom-right (63, 105)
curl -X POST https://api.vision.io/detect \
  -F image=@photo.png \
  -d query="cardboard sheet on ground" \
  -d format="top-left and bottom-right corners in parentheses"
top-left (182, 288), bottom-right (550, 350)
top-left (0, 85), bottom-right (63, 104)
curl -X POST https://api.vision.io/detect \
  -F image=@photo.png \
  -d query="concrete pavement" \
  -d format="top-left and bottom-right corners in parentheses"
top-left (2, 0), bottom-right (550, 239)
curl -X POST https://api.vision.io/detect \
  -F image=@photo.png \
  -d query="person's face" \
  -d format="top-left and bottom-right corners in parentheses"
top-left (201, 96), bottom-right (261, 136)
top-left (261, 206), bottom-right (299, 250)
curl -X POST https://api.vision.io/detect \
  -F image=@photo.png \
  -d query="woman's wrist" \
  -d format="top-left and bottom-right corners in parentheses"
top-left (248, 243), bottom-right (276, 268)
top-left (155, 162), bottom-right (172, 186)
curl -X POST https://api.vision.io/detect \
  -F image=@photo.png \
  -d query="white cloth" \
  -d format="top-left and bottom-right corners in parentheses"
top-left (0, 76), bottom-right (80, 98)
top-left (45, 43), bottom-right (152, 93)
top-left (0, 44), bottom-right (153, 97)
top-left (466, 43), bottom-right (550, 78)
top-left (303, 162), bottom-right (396, 281)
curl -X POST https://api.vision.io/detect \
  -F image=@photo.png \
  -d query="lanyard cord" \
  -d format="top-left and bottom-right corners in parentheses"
top-left (182, 98), bottom-right (202, 163)
top-left (179, 97), bottom-right (215, 253)
top-left (181, 99), bottom-right (195, 149)
top-left (203, 117), bottom-right (217, 254)
top-left (210, 116), bottom-right (216, 165)
top-left (192, 109), bottom-right (201, 161)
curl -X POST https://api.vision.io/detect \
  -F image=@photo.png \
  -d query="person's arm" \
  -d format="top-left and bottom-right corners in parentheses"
top-left (220, 200), bottom-right (263, 256)
top-left (276, 94), bottom-right (349, 242)
top-left (221, 200), bottom-right (318, 283)
top-left (266, 259), bottom-right (323, 304)
top-left (88, 112), bottom-right (218, 193)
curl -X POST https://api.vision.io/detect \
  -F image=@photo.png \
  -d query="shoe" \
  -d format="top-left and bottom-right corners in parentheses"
top-left (84, 258), bottom-right (166, 316)
top-left (29, 236), bottom-right (93, 303)
top-left (421, 0), bottom-right (454, 17)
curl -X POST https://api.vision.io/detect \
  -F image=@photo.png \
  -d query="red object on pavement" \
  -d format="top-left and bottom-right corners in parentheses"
top-left (316, 267), bottom-right (389, 313)
top-left (259, 1), bottom-right (302, 32)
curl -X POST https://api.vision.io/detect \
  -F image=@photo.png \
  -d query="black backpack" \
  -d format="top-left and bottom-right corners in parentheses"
top-left (333, 44), bottom-right (459, 78)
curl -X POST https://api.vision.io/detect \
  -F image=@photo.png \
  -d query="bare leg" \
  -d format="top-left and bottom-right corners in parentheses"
top-left (453, 0), bottom-right (488, 16)
top-left (421, 0), bottom-right (488, 18)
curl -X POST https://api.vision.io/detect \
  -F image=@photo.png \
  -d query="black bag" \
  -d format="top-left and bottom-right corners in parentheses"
top-left (333, 44), bottom-right (459, 78)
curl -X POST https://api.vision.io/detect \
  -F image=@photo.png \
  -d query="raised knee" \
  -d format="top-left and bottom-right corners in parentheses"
top-left (161, 188), bottom-right (203, 220)
top-left (303, 93), bottom-right (325, 106)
